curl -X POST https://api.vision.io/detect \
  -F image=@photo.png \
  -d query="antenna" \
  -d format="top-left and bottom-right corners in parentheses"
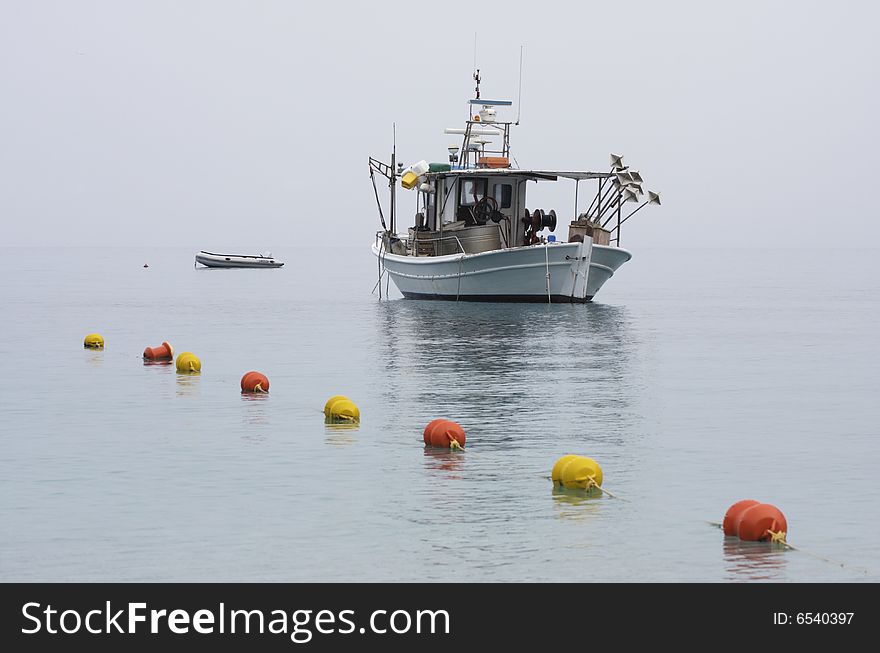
top-left (516, 45), bottom-right (524, 125)
top-left (473, 32), bottom-right (477, 71)
top-left (473, 33), bottom-right (481, 101)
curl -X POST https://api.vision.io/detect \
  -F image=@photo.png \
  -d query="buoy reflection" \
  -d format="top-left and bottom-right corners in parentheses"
top-left (552, 486), bottom-right (603, 521)
top-left (325, 422), bottom-right (358, 446)
top-left (175, 373), bottom-right (200, 397)
top-left (722, 538), bottom-right (788, 581)
top-left (423, 447), bottom-right (464, 478)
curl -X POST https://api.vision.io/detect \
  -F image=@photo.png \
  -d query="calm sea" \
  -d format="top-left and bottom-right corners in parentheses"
top-left (0, 245), bottom-right (877, 582)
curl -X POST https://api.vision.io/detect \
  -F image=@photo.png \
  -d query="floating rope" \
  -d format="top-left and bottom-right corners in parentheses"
top-left (584, 476), bottom-right (622, 500)
top-left (545, 474), bottom-right (625, 501)
top-left (706, 521), bottom-right (869, 574)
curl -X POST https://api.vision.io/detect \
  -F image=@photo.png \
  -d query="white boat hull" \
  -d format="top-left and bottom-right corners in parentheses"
top-left (195, 252), bottom-right (284, 268)
top-left (372, 240), bottom-right (631, 303)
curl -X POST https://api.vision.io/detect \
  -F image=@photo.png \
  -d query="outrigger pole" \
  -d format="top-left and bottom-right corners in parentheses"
top-left (586, 154), bottom-right (627, 218)
top-left (601, 187), bottom-right (640, 228)
top-left (368, 155), bottom-right (394, 231)
top-left (367, 123), bottom-right (400, 236)
top-left (369, 166), bottom-right (387, 231)
top-left (616, 191), bottom-right (662, 227)
top-left (606, 191), bottom-right (661, 243)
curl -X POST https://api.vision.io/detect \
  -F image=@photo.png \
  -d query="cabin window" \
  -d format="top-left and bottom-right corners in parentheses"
top-left (459, 178), bottom-right (487, 206)
top-left (493, 183), bottom-right (513, 209)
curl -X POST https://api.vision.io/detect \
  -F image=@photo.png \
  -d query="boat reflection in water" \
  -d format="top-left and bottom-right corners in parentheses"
top-left (374, 299), bottom-right (638, 450)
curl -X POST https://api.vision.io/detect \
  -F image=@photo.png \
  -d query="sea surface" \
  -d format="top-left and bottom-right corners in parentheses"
top-left (0, 245), bottom-right (877, 582)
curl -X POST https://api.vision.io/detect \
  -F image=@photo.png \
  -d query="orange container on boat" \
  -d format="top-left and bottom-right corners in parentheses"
top-left (478, 156), bottom-right (510, 169)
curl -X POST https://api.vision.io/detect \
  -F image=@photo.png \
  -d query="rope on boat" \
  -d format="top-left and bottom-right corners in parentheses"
top-left (376, 247), bottom-right (383, 299)
top-left (373, 236), bottom-right (389, 299)
top-left (544, 243), bottom-right (551, 304)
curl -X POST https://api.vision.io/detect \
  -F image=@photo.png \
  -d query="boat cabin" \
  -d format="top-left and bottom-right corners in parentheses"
top-left (407, 168), bottom-right (615, 257)
top-left (370, 72), bottom-right (657, 259)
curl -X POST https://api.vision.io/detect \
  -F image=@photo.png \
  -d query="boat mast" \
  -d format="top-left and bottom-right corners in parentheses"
top-left (390, 123), bottom-right (397, 235)
top-left (460, 69), bottom-right (482, 167)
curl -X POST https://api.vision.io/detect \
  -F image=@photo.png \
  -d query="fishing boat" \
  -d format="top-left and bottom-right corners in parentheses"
top-left (369, 70), bottom-right (659, 303)
top-left (194, 251), bottom-right (284, 269)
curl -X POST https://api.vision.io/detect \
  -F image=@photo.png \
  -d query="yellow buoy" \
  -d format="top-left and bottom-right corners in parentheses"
top-left (83, 333), bottom-right (104, 349)
top-left (551, 454), bottom-right (581, 485)
top-left (560, 456), bottom-right (604, 491)
top-left (326, 398), bottom-right (360, 424)
top-left (323, 395), bottom-right (350, 419)
top-left (175, 352), bottom-right (201, 373)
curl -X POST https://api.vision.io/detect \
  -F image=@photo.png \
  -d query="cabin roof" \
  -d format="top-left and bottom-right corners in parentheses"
top-left (428, 169), bottom-right (613, 181)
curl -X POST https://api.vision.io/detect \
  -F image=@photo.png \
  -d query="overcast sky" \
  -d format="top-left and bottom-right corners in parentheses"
top-left (1, 1), bottom-right (877, 250)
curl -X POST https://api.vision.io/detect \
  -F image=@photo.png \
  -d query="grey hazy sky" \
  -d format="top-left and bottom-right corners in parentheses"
top-left (1, 1), bottom-right (877, 250)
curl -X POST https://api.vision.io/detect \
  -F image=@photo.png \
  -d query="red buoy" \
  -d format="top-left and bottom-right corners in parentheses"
top-left (143, 341), bottom-right (174, 361)
top-left (423, 419), bottom-right (449, 445)
top-left (424, 419), bottom-right (466, 449)
top-left (722, 499), bottom-right (761, 536)
top-left (737, 503), bottom-right (788, 542)
top-left (241, 371), bottom-right (270, 393)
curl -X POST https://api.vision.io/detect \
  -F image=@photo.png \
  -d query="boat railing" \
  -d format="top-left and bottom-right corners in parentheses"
top-left (408, 233), bottom-right (466, 257)
top-left (375, 231), bottom-right (466, 257)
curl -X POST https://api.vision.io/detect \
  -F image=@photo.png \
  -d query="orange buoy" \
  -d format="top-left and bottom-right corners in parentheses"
top-left (423, 418), bottom-right (450, 445)
top-left (424, 419), bottom-right (466, 449)
top-left (737, 503), bottom-right (788, 542)
top-left (241, 371), bottom-right (269, 393)
top-left (722, 499), bottom-right (761, 536)
top-left (143, 341), bottom-right (174, 361)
